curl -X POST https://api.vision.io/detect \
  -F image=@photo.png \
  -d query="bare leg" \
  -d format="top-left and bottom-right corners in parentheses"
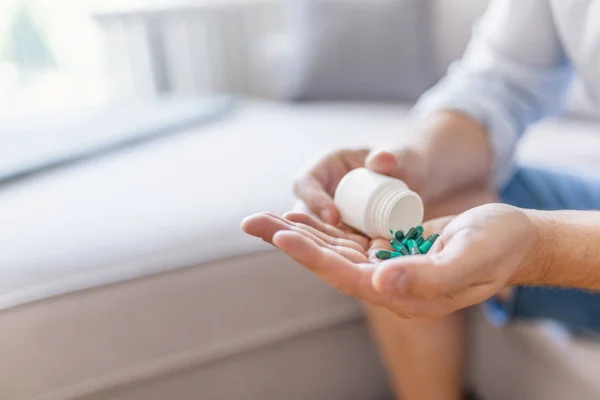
top-left (365, 185), bottom-right (498, 400)
top-left (366, 306), bottom-right (465, 400)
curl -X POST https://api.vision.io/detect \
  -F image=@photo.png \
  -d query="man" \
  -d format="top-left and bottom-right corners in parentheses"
top-left (242, 1), bottom-right (600, 399)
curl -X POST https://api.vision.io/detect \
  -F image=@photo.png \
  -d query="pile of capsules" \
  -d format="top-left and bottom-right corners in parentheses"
top-left (375, 226), bottom-right (440, 260)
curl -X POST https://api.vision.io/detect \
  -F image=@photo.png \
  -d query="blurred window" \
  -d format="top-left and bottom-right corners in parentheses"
top-left (0, 0), bottom-right (108, 118)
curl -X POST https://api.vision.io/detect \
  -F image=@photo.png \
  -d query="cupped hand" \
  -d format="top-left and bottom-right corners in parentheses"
top-left (294, 148), bottom-right (426, 225)
top-left (240, 210), bottom-right (433, 313)
top-left (242, 203), bottom-right (539, 320)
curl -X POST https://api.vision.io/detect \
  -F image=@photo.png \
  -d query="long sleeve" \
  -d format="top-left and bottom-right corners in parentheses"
top-left (412, 0), bottom-right (573, 188)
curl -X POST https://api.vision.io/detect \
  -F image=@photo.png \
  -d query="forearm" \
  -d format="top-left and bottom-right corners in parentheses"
top-left (407, 1), bottom-right (571, 197)
top-left (517, 210), bottom-right (600, 290)
top-left (405, 110), bottom-right (494, 203)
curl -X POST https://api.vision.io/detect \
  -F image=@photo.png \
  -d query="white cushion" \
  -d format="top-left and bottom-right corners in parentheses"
top-left (0, 250), bottom-right (389, 399)
top-left (0, 101), bottom-right (414, 309)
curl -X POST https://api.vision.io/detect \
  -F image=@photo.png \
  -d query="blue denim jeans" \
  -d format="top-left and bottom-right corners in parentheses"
top-left (485, 165), bottom-right (600, 334)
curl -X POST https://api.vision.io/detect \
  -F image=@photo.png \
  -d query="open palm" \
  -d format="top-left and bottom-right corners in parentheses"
top-left (242, 211), bottom-right (443, 316)
top-left (243, 202), bottom-right (536, 320)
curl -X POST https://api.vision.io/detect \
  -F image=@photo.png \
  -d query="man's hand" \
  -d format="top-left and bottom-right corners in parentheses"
top-left (294, 148), bottom-right (426, 225)
top-left (242, 204), bottom-right (540, 320)
top-left (293, 111), bottom-right (493, 226)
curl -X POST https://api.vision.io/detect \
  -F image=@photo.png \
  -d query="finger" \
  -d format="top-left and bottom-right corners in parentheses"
top-left (273, 230), bottom-right (374, 299)
top-left (242, 213), bottom-right (367, 263)
top-left (293, 175), bottom-right (340, 224)
top-left (365, 148), bottom-right (422, 189)
top-left (284, 212), bottom-right (369, 249)
top-left (287, 223), bottom-right (369, 263)
top-left (284, 212), bottom-right (346, 237)
top-left (286, 221), bottom-right (368, 263)
top-left (365, 150), bottom-right (398, 176)
top-left (282, 212), bottom-right (367, 255)
top-left (291, 227), bottom-right (367, 263)
top-left (294, 222), bottom-right (368, 256)
top-left (241, 212), bottom-right (291, 244)
top-left (386, 277), bottom-right (497, 320)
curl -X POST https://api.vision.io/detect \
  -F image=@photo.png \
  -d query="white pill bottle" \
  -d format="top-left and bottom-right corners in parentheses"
top-left (333, 168), bottom-right (424, 239)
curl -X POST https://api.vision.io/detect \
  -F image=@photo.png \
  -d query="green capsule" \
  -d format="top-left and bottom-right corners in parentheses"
top-left (406, 227), bottom-right (419, 240)
top-left (390, 240), bottom-right (410, 256)
top-left (394, 230), bottom-right (405, 242)
top-left (425, 234), bottom-right (440, 246)
top-left (407, 239), bottom-right (422, 255)
top-left (419, 242), bottom-right (432, 254)
top-left (390, 239), bottom-right (407, 254)
top-left (376, 250), bottom-right (403, 260)
top-left (416, 226), bottom-right (424, 236)
top-left (376, 250), bottom-right (393, 260)
top-left (419, 234), bottom-right (440, 254)
top-left (428, 233), bottom-right (440, 242)
top-left (416, 237), bottom-right (424, 246)
top-left (401, 227), bottom-right (418, 245)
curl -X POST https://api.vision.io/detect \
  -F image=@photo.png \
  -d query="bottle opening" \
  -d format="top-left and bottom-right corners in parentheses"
top-left (371, 186), bottom-right (423, 238)
top-left (386, 194), bottom-right (423, 234)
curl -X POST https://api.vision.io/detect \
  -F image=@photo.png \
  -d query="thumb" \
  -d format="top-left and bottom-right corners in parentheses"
top-left (365, 148), bottom-right (424, 191)
top-left (372, 229), bottom-right (478, 300)
top-left (365, 150), bottom-right (399, 176)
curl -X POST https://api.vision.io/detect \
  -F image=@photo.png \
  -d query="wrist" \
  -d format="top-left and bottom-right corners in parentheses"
top-left (510, 209), bottom-right (557, 286)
